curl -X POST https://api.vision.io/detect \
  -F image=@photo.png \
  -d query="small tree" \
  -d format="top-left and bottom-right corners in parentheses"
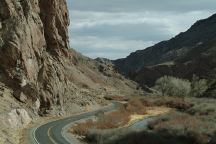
top-left (154, 76), bottom-right (170, 96)
top-left (154, 76), bottom-right (191, 97)
top-left (190, 75), bottom-right (208, 97)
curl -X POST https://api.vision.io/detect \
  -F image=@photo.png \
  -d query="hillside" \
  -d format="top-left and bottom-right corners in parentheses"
top-left (114, 14), bottom-right (216, 95)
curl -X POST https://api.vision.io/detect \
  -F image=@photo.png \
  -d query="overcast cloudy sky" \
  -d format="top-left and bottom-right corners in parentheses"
top-left (67, 0), bottom-right (216, 60)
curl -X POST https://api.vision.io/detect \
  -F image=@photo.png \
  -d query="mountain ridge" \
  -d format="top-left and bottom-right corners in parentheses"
top-left (114, 13), bottom-right (216, 95)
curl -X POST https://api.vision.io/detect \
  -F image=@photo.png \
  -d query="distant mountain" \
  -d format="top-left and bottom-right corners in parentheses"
top-left (114, 14), bottom-right (216, 96)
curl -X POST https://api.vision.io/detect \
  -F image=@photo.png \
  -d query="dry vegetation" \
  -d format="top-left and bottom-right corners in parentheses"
top-left (70, 96), bottom-right (216, 144)
top-left (152, 97), bottom-right (193, 110)
top-left (70, 97), bottom-right (147, 136)
top-left (148, 113), bottom-right (205, 131)
top-left (70, 97), bottom-right (193, 137)
top-left (147, 112), bottom-right (213, 144)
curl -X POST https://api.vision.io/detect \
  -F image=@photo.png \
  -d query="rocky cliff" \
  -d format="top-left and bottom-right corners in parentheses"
top-left (0, 0), bottom-right (140, 116)
top-left (0, 0), bottom-right (71, 113)
top-left (114, 14), bottom-right (216, 95)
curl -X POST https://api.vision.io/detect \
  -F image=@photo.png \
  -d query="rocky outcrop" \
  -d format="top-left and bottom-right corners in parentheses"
top-left (0, 109), bottom-right (32, 129)
top-left (39, 0), bottom-right (70, 55)
top-left (0, 0), bottom-right (72, 112)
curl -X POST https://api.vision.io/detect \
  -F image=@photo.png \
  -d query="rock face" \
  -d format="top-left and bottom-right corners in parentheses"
top-left (0, 0), bottom-right (70, 110)
top-left (0, 109), bottom-right (32, 129)
top-left (0, 0), bottom-right (141, 115)
top-left (114, 14), bottom-right (216, 95)
top-left (39, 0), bottom-right (70, 55)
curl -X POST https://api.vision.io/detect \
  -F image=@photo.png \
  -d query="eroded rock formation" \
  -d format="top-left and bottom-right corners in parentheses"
top-left (0, 0), bottom-right (71, 111)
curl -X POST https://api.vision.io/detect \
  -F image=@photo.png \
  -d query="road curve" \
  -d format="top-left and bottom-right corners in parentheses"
top-left (33, 102), bottom-right (120, 144)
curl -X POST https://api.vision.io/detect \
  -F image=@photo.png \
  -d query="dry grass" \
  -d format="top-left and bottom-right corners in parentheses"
top-left (122, 97), bottom-right (147, 114)
top-left (70, 97), bottom-right (148, 136)
top-left (70, 97), bottom-right (193, 137)
top-left (149, 114), bottom-right (201, 131)
top-left (70, 119), bottom-right (95, 136)
top-left (70, 110), bottom-right (131, 136)
top-left (148, 113), bottom-right (212, 144)
top-left (70, 97), bottom-right (194, 137)
top-left (144, 96), bottom-right (193, 110)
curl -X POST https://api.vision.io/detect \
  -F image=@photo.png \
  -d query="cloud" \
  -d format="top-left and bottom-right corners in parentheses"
top-left (67, 0), bottom-right (216, 59)
top-left (70, 36), bottom-right (154, 59)
top-left (67, 0), bottom-right (216, 12)
top-left (70, 10), bottom-right (213, 32)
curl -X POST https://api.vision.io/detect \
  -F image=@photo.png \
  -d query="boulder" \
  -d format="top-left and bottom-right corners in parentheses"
top-left (0, 109), bottom-right (32, 129)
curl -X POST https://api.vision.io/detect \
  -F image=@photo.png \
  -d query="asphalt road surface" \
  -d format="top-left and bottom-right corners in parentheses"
top-left (33, 102), bottom-right (119, 144)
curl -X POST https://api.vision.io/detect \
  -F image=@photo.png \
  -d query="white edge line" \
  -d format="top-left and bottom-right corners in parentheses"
top-left (33, 126), bottom-right (40, 144)
top-left (61, 122), bottom-right (73, 144)
top-left (32, 103), bottom-right (115, 144)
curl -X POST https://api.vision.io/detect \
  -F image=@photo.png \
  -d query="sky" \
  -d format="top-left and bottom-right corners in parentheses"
top-left (67, 0), bottom-right (216, 60)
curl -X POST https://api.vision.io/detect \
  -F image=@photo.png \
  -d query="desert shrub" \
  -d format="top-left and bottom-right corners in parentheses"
top-left (149, 114), bottom-right (200, 131)
top-left (123, 97), bottom-right (147, 114)
top-left (190, 75), bottom-right (208, 97)
top-left (97, 110), bottom-right (131, 129)
top-left (71, 119), bottom-right (95, 136)
top-left (148, 113), bottom-right (211, 144)
top-left (187, 99), bottom-right (216, 116)
top-left (154, 97), bottom-right (193, 110)
top-left (154, 76), bottom-right (191, 97)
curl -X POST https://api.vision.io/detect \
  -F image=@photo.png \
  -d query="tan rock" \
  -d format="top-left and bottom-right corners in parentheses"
top-left (0, 0), bottom-right (70, 110)
top-left (0, 109), bottom-right (32, 129)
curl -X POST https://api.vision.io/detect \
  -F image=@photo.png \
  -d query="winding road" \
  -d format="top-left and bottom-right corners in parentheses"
top-left (33, 102), bottom-right (120, 144)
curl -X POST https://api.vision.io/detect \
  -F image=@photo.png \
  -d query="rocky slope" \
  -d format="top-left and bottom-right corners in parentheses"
top-left (114, 14), bottom-right (216, 95)
top-left (0, 0), bottom-right (140, 115)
